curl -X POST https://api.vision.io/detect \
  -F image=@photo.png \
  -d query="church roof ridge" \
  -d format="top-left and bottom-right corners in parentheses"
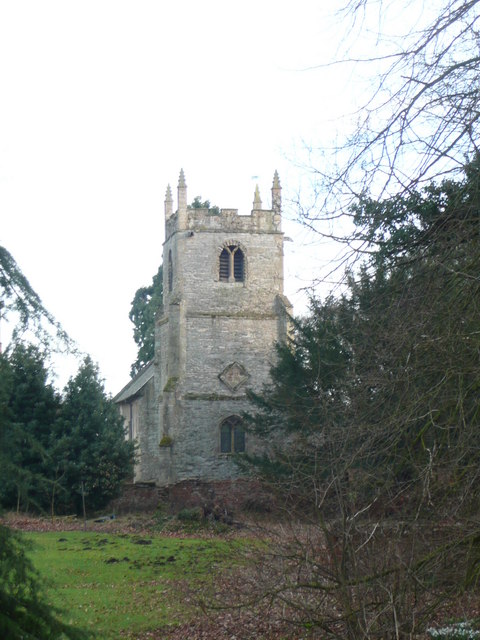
top-left (113, 360), bottom-right (155, 403)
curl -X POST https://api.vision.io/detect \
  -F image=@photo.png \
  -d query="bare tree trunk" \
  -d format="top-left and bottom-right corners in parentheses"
top-left (50, 482), bottom-right (56, 522)
top-left (81, 480), bottom-right (87, 531)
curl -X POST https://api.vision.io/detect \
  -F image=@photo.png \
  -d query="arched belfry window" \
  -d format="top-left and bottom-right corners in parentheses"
top-left (220, 416), bottom-right (245, 453)
top-left (168, 250), bottom-right (173, 292)
top-left (219, 245), bottom-right (244, 283)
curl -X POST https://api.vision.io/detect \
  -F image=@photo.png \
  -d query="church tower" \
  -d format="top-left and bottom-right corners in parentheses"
top-left (116, 171), bottom-right (292, 485)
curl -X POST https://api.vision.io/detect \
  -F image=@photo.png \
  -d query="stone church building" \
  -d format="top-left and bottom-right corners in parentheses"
top-left (115, 170), bottom-right (292, 486)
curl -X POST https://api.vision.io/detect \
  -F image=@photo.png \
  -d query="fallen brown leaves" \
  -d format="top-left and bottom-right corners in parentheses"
top-left (2, 512), bottom-right (155, 534)
top-left (5, 513), bottom-right (480, 639)
top-left (131, 609), bottom-right (312, 640)
top-left (2, 512), bottom-right (254, 539)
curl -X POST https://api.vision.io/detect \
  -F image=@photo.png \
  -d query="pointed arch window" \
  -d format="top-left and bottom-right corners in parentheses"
top-left (220, 416), bottom-right (245, 453)
top-left (219, 245), bottom-right (244, 283)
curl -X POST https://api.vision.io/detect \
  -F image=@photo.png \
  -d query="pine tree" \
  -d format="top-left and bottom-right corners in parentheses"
top-left (55, 357), bottom-right (135, 514)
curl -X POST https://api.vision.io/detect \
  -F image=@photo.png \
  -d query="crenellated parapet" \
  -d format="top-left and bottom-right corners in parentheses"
top-left (164, 170), bottom-right (282, 241)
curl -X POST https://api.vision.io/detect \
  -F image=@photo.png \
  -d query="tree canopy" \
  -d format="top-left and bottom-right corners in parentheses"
top-left (189, 196), bottom-right (220, 214)
top-left (54, 356), bottom-right (135, 514)
top-left (243, 156), bottom-right (480, 637)
top-left (0, 344), bottom-right (61, 513)
top-left (129, 264), bottom-right (163, 377)
top-left (0, 246), bottom-right (134, 515)
top-left (0, 349), bottom-right (135, 516)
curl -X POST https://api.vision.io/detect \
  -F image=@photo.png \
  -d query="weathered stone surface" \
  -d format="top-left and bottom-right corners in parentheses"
top-left (115, 172), bottom-right (292, 486)
top-left (219, 362), bottom-right (250, 391)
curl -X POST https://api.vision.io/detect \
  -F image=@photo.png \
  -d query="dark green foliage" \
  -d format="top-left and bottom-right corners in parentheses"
top-left (0, 248), bottom-right (132, 517)
top-left (0, 247), bottom-right (72, 512)
top-left (0, 524), bottom-right (90, 640)
top-left (189, 195), bottom-right (211, 209)
top-left (129, 264), bottom-right (163, 377)
top-left (55, 357), bottom-right (135, 514)
top-left (0, 350), bottom-right (135, 516)
top-left (0, 345), bottom-right (61, 512)
top-left (346, 158), bottom-right (480, 495)
top-left (248, 155), bottom-right (480, 511)
top-left (0, 355), bottom-right (15, 505)
top-left (189, 196), bottom-right (220, 214)
top-left (243, 302), bottom-right (353, 498)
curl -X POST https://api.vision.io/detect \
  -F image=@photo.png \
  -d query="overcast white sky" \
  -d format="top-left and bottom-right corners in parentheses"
top-left (0, 0), bottom-right (364, 393)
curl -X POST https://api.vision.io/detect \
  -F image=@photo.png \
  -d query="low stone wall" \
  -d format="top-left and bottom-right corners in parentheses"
top-left (109, 482), bottom-right (161, 514)
top-left (110, 479), bottom-right (274, 516)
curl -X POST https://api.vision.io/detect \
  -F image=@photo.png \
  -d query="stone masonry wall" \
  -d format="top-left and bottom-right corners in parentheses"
top-left (129, 173), bottom-right (291, 486)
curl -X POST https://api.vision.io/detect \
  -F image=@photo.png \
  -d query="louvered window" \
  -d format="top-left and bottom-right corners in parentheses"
top-left (220, 416), bottom-right (245, 453)
top-left (233, 249), bottom-right (244, 281)
top-left (219, 245), bottom-right (244, 283)
top-left (219, 249), bottom-right (230, 282)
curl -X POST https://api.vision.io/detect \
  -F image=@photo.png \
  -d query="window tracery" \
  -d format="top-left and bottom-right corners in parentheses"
top-left (220, 416), bottom-right (245, 453)
top-left (219, 244), bottom-right (244, 282)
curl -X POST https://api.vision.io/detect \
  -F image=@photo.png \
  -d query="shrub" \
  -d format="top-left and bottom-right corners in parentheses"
top-left (176, 507), bottom-right (204, 523)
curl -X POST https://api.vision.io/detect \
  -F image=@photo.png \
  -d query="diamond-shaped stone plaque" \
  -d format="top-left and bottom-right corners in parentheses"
top-left (218, 362), bottom-right (250, 391)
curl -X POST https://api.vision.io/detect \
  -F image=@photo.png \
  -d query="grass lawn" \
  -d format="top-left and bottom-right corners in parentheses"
top-left (26, 530), bottom-right (239, 638)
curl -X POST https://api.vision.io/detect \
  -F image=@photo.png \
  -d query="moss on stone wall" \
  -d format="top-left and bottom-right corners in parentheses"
top-left (183, 392), bottom-right (246, 401)
top-left (163, 377), bottom-right (179, 392)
